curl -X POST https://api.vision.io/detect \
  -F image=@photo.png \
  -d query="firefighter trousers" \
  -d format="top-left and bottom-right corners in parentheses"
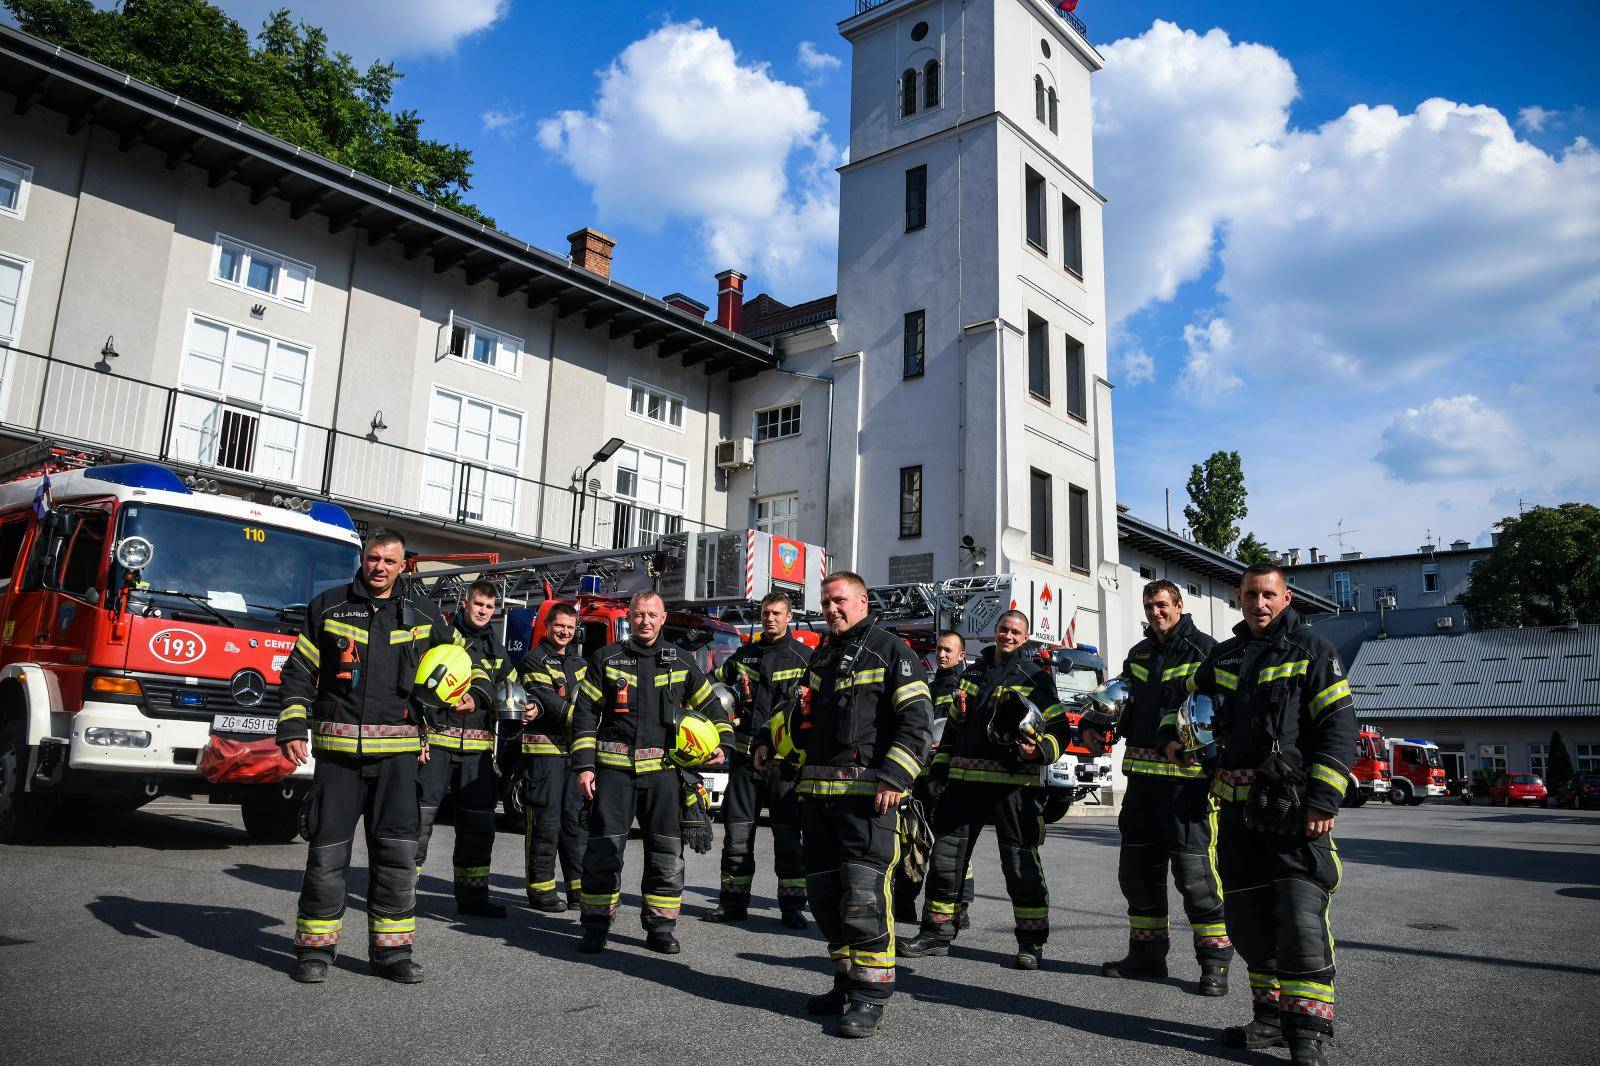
top-left (294, 752), bottom-right (419, 963)
top-left (894, 778), bottom-right (975, 914)
top-left (920, 781), bottom-right (1050, 948)
top-left (1116, 773), bottom-right (1232, 966)
top-left (579, 767), bottom-right (683, 933)
top-left (415, 748), bottom-right (498, 903)
top-left (1218, 803), bottom-right (1342, 1041)
top-left (718, 755), bottom-right (805, 912)
top-left (524, 755), bottom-right (586, 901)
top-left (802, 795), bottom-right (900, 1004)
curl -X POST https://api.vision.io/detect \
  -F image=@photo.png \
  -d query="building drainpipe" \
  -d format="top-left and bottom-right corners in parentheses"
top-left (769, 360), bottom-right (834, 551)
top-left (322, 221), bottom-right (361, 496)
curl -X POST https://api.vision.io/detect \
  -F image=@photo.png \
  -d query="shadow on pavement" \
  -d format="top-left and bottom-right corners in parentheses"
top-left (1333, 837), bottom-right (1599, 886)
top-left (15, 808), bottom-right (245, 851)
top-left (1340, 939), bottom-right (1600, 978)
top-left (1465, 812), bottom-right (1600, 826)
top-left (1557, 886), bottom-right (1600, 901)
top-left (86, 895), bottom-right (294, 971)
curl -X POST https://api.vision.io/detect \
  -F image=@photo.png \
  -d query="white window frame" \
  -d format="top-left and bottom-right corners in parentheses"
top-left (755, 493), bottom-right (800, 540)
top-left (1422, 562), bottom-right (1440, 593)
top-left (0, 249), bottom-right (33, 344)
top-left (612, 443), bottom-right (689, 548)
top-left (1332, 571), bottom-right (1353, 610)
top-left (1479, 743), bottom-right (1507, 775)
top-left (424, 385), bottom-right (525, 529)
top-left (172, 311), bottom-right (316, 484)
top-left (0, 155), bottom-right (33, 221)
top-left (627, 378), bottom-right (686, 432)
top-left (446, 314), bottom-right (522, 378)
top-left (1577, 745), bottom-right (1600, 775)
top-left (753, 402), bottom-right (801, 443)
top-left (210, 233), bottom-right (315, 311)
top-left (1529, 743), bottom-right (1548, 780)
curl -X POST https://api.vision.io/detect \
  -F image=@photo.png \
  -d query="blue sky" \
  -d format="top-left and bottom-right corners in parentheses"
top-left (205, 0), bottom-right (1599, 560)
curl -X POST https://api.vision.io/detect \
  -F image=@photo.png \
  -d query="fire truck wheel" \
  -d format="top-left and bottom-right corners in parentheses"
top-left (0, 716), bottom-right (41, 844)
top-left (1389, 780), bottom-right (1412, 806)
top-left (241, 790), bottom-right (303, 843)
top-left (1345, 793), bottom-right (1367, 809)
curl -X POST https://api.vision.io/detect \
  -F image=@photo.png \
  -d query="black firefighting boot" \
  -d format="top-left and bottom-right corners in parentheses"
top-left (292, 959), bottom-right (329, 984)
top-left (955, 904), bottom-right (971, 931)
top-left (527, 893), bottom-right (564, 913)
top-left (577, 925), bottom-right (608, 954)
top-left (646, 930), bottom-right (681, 954)
top-left (806, 975), bottom-right (850, 1016)
top-left (899, 931), bottom-right (951, 957)
top-left (835, 1001), bottom-right (885, 1039)
top-left (369, 957), bottom-right (424, 984)
top-left (458, 898), bottom-right (507, 919)
top-left (780, 908), bottom-right (809, 930)
top-left (1013, 943), bottom-right (1044, 970)
top-left (1222, 1019), bottom-right (1286, 1049)
top-left (1197, 961), bottom-right (1229, 996)
top-left (1101, 939), bottom-right (1168, 980)
top-left (700, 904), bottom-right (748, 923)
top-left (1288, 1037), bottom-right (1328, 1065)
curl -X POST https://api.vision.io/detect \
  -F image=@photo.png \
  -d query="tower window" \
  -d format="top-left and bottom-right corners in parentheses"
top-left (1065, 333), bottom-right (1086, 421)
top-left (1030, 469), bottom-right (1053, 561)
top-left (1069, 483), bottom-right (1090, 573)
top-left (1048, 87), bottom-right (1058, 133)
top-left (1027, 313), bottom-right (1050, 402)
top-left (911, 21), bottom-right (929, 42)
top-left (1034, 76), bottom-right (1046, 124)
top-left (1062, 194), bottom-right (1083, 277)
top-left (903, 309), bottom-right (926, 379)
top-left (1025, 167), bottom-right (1047, 251)
top-left (901, 69), bottom-right (919, 118)
top-left (924, 59), bottom-right (941, 109)
top-left (906, 165), bottom-right (928, 232)
top-left (900, 466), bottom-right (923, 539)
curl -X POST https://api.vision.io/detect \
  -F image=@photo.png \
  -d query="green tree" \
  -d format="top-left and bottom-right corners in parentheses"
top-left (1184, 450), bottom-right (1249, 553)
top-left (1547, 730), bottom-right (1575, 789)
top-left (1235, 531), bottom-right (1271, 566)
top-left (4, 0), bottom-right (492, 225)
top-left (1457, 503), bottom-right (1600, 628)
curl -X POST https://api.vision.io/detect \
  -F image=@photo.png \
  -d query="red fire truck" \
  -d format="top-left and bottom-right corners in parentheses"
top-left (1349, 724), bottom-right (1447, 807)
top-left (0, 445), bottom-right (362, 842)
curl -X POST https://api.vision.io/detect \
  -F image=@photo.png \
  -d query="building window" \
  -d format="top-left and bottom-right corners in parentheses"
top-left (1025, 167), bottom-right (1047, 251)
top-left (1047, 86), bottom-right (1058, 133)
top-left (612, 445), bottom-right (687, 548)
top-left (627, 379), bottom-right (685, 430)
top-left (1069, 483), bottom-right (1090, 573)
top-left (905, 165), bottom-right (928, 232)
top-left (1186, 582), bottom-right (1201, 597)
top-left (424, 387), bottom-right (523, 528)
top-left (903, 309), bottom-right (925, 378)
top-left (1027, 313), bottom-right (1050, 401)
top-left (1062, 194), bottom-right (1083, 277)
top-left (212, 234), bottom-right (313, 310)
top-left (1529, 743), bottom-right (1549, 780)
top-left (923, 59), bottom-right (941, 109)
top-left (1065, 334), bottom-right (1086, 420)
top-left (754, 403), bottom-right (801, 443)
top-left (1332, 571), bottom-right (1353, 610)
top-left (1374, 584), bottom-right (1398, 607)
top-left (448, 317), bottom-right (523, 377)
top-left (1138, 565), bottom-right (1156, 579)
top-left (0, 252), bottom-right (31, 345)
top-left (1033, 76), bottom-right (1045, 123)
top-left (899, 466), bottom-right (923, 539)
top-left (1030, 470), bottom-right (1053, 560)
top-left (1479, 743), bottom-right (1507, 775)
top-left (756, 494), bottom-right (799, 540)
top-left (1578, 744), bottom-right (1600, 774)
top-left (0, 155), bottom-right (33, 220)
top-left (901, 68), bottom-right (919, 118)
top-left (172, 314), bottom-right (311, 483)
top-left (1422, 562), bottom-right (1440, 593)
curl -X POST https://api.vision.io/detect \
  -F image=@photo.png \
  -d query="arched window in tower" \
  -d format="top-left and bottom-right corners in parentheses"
top-left (1034, 75), bottom-right (1046, 123)
top-left (923, 59), bottom-right (940, 109)
top-left (902, 69), bottom-right (919, 118)
top-left (1048, 87), bottom-right (1058, 132)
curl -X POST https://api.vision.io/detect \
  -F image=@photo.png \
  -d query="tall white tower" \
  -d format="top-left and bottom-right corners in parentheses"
top-left (828, 0), bottom-right (1119, 651)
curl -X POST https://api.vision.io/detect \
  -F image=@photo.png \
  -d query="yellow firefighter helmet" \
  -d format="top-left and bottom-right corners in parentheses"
top-left (672, 713), bottom-right (721, 768)
top-left (415, 644), bottom-right (474, 704)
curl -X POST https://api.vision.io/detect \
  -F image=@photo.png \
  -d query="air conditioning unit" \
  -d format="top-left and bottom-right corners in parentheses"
top-left (1435, 616), bottom-right (1454, 629)
top-left (715, 437), bottom-right (754, 470)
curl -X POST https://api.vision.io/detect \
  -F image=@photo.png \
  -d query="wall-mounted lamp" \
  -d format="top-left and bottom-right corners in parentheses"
top-left (95, 335), bottom-right (118, 374)
top-left (572, 437), bottom-right (628, 548)
top-left (367, 411), bottom-right (388, 441)
top-left (961, 534), bottom-right (988, 570)
top-left (250, 303), bottom-right (267, 318)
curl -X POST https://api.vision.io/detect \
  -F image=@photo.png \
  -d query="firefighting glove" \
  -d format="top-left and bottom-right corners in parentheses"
top-left (681, 779), bottom-right (714, 855)
top-left (577, 797), bottom-right (592, 832)
top-left (896, 796), bottom-right (934, 886)
top-left (1245, 747), bottom-right (1307, 838)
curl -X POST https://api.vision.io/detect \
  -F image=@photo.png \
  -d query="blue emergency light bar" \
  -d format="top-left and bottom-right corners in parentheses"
top-left (83, 463), bottom-right (191, 494)
top-left (307, 501), bottom-right (356, 532)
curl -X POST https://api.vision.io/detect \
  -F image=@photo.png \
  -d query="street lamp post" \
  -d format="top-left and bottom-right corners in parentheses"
top-left (572, 437), bottom-right (626, 549)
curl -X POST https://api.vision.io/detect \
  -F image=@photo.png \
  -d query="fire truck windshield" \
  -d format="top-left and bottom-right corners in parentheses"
top-left (662, 622), bottom-right (743, 675)
top-left (115, 504), bottom-right (358, 629)
top-left (1054, 665), bottom-right (1102, 699)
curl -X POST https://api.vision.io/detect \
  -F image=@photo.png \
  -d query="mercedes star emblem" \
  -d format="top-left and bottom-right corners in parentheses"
top-left (230, 669), bottom-right (267, 708)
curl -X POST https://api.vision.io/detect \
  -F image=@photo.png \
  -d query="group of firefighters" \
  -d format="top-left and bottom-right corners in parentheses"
top-left (274, 526), bottom-right (1355, 1064)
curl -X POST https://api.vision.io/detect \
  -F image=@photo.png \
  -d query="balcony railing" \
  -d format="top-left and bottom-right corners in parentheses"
top-left (0, 344), bottom-right (712, 551)
top-left (855, 0), bottom-right (1086, 37)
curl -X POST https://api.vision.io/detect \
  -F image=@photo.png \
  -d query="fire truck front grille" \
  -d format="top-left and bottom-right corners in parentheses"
top-left (139, 677), bottom-right (284, 721)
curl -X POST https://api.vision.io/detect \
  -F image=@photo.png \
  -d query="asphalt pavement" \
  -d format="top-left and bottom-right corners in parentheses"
top-left (2, 797), bottom-right (1596, 1065)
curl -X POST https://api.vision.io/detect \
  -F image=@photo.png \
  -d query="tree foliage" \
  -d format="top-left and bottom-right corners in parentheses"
top-left (1184, 450), bottom-right (1249, 553)
top-left (1457, 503), bottom-right (1600, 628)
top-left (4, 0), bottom-right (492, 225)
top-left (1548, 730), bottom-right (1575, 789)
top-left (1235, 531), bottom-right (1271, 566)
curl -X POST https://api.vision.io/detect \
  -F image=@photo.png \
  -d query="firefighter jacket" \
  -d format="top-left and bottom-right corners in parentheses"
top-left (427, 615), bottom-right (511, 753)
top-left (519, 638), bottom-right (586, 757)
top-left (276, 579), bottom-right (460, 757)
top-left (1118, 614), bottom-right (1216, 780)
top-left (571, 636), bottom-right (733, 775)
top-left (793, 616), bottom-right (934, 797)
top-left (718, 630), bottom-right (812, 753)
top-left (931, 666), bottom-right (962, 719)
top-left (1180, 606), bottom-right (1356, 815)
top-left (929, 647), bottom-right (1068, 788)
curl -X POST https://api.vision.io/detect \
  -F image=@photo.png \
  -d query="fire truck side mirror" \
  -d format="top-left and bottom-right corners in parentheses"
top-left (27, 509), bottom-right (70, 592)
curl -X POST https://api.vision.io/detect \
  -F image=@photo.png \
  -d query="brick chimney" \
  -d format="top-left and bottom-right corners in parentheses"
top-left (664, 292), bottom-right (709, 318)
top-left (714, 269), bottom-right (747, 333)
top-left (567, 227), bottom-right (616, 278)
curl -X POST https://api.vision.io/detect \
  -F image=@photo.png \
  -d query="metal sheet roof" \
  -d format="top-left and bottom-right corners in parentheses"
top-left (1349, 625), bottom-right (1600, 716)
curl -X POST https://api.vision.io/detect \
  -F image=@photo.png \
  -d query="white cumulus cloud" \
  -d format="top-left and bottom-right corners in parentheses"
top-left (480, 108), bottom-right (525, 137)
top-left (1177, 317), bottom-right (1241, 400)
top-left (1517, 105), bottom-right (1557, 132)
top-left (1117, 347), bottom-right (1155, 386)
top-left (215, 0), bottom-right (506, 62)
top-left (1375, 395), bottom-right (1524, 482)
top-left (538, 22), bottom-right (839, 296)
top-left (797, 41), bottom-right (843, 75)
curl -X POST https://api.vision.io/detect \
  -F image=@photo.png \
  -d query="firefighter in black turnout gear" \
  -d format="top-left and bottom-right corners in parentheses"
top-left (276, 529), bottom-right (461, 985)
top-left (1088, 579), bottom-right (1232, 993)
top-left (1175, 564), bottom-right (1356, 1066)
top-left (893, 630), bottom-right (976, 924)
top-left (753, 571), bottom-right (932, 1039)
top-left (518, 602), bottom-right (587, 912)
top-left (703, 591), bottom-right (812, 927)
top-left (416, 580), bottom-right (507, 917)
top-left (902, 611), bottom-right (1069, 970)
top-left (570, 590), bottom-right (733, 955)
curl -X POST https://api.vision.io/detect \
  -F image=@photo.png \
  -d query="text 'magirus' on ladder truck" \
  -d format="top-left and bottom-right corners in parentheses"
top-left (404, 528), bottom-right (826, 819)
top-left (0, 444), bottom-right (361, 843)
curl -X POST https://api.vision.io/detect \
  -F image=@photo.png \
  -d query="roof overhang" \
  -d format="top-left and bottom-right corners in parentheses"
top-left (0, 26), bottom-right (775, 379)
